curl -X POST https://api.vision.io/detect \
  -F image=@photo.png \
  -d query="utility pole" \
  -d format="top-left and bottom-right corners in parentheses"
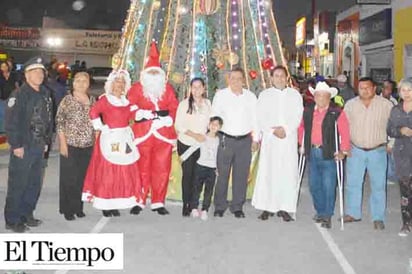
top-left (312, 0), bottom-right (318, 75)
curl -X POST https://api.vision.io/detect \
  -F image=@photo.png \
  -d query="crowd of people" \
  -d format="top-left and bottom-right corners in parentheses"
top-left (2, 45), bottom-right (411, 238)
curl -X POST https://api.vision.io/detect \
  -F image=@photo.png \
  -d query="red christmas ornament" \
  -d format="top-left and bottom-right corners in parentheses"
top-left (216, 61), bottom-right (224, 69)
top-left (261, 58), bottom-right (274, 70)
top-left (249, 70), bottom-right (258, 80)
top-left (200, 64), bottom-right (207, 73)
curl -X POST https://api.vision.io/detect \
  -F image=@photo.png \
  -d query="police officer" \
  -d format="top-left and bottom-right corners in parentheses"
top-left (4, 57), bottom-right (53, 233)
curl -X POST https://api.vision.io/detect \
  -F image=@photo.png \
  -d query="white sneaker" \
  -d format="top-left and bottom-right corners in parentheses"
top-left (398, 225), bottom-right (410, 237)
top-left (200, 210), bottom-right (208, 221)
top-left (191, 209), bottom-right (200, 218)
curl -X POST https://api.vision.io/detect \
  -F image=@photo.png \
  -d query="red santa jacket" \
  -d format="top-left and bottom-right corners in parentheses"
top-left (128, 82), bottom-right (178, 144)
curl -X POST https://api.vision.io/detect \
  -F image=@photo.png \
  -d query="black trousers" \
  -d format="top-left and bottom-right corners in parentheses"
top-left (214, 134), bottom-right (252, 212)
top-left (399, 176), bottom-right (412, 226)
top-left (190, 164), bottom-right (216, 211)
top-left (5, 146), bottom-right (45, 225)
top-left (59, 145), bottom-right (92, 215)
top-left (177, 141), bottom-right (200, 210)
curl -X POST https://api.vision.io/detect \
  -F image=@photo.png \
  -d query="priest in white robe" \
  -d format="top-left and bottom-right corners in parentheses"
top-left (252, 65), bottom-right (303, 222)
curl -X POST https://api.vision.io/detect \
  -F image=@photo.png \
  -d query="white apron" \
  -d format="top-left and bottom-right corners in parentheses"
top-left (100, 127), bottom-right (139, 165)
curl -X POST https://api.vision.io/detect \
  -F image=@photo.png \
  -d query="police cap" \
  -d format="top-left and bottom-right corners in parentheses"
top-left (24, 56), bottom-right (46, 72)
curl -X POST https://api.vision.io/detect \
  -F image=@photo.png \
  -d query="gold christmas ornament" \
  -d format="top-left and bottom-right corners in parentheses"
top-left (226, 52), bottom-right (239, 65)
top-left (152, 1), bottom-right (161, 10)
top-left (111, 53), bottom-right (122, 69)
top-left (199, 0), bottom-right (220, 15)
top-left (160, 47), bottom-right (171, 61)
top-left (171, 72), bottom-right (184, 84)
top-left (212, 45), bottom-right (230, 62)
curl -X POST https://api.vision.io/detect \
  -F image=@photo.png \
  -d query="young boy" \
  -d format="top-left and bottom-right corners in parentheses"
top-left (190, 116), bottom-right (223, 220)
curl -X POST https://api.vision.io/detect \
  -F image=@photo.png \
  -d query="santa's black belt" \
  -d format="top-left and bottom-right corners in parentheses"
top-left (219, 132), bottom-right (250, 140)
top-left (136, 110), bottom-right (169, 123)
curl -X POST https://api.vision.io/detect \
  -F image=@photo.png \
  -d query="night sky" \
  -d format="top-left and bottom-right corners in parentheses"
top-left (0, 0), bottom-right (356, 47)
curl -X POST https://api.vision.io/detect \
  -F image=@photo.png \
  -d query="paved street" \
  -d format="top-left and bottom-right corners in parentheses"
top-left (0, 149), bottom-right (411, 274)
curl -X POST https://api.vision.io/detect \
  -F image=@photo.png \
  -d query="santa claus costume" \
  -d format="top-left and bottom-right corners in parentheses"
top-left (128, 42), bottom-right (178, 215)
top-left (82, 70), bottom-right (143, 217)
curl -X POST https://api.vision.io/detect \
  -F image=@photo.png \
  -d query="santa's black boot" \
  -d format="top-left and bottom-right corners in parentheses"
top-left (130, 206), bottom-right (143, 215)
top-left (152, 207), bottom-right (170, 215)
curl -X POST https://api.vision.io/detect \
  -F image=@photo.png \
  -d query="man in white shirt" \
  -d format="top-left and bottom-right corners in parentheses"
top-left (252, 65), bottom-right (303, 222)
top-left (211, 68), bottom-right (259, 218)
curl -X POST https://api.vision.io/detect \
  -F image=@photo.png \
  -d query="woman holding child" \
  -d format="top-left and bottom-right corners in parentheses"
top-left (175, 78), bottom-right (212, 217)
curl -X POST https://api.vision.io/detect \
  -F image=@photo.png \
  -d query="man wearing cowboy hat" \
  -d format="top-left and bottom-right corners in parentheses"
top-left (298, 81), bottom-right (350, 228)
top-left (4, 56), bottom-right (53, 233)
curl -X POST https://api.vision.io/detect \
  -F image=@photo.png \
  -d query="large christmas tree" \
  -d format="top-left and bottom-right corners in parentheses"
top-left (114, 0), bottom-right (286, 99)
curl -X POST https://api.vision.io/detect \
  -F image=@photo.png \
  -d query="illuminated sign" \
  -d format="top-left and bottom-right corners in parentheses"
top-left (356, 0), bottom-right (390, 4)
top-left (295, 17), bottom-right (306, 47)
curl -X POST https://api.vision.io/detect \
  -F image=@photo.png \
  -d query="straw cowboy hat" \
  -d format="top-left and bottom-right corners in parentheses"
top-left (309, 81), bottom-right (338, 98)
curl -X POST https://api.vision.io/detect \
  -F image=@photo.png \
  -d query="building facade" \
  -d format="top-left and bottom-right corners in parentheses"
top-left (0, 26), bottom-right (120, 68)
top-left (393, 0), bottom-right (412, 81)
top-left (335, 1), bottom-right (412, 86)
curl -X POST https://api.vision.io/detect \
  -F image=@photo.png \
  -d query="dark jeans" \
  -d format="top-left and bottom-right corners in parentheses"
top-left (177, 141), bottom-right (200, 210)
top-left (387, 152), bottom-right (398, 182)
top-left (399, 176), bottom-right (412, 226)
top-left (0, 100), bottom-right (5, 133)
top-left (308, 147), bottom-right (338, 218)
top-left (214, 134), bottom-right (252, 212)
top-left (59, 145), bottom-right (92, 216)
top-left (190, 164), bottom-right (216, 211)
top-left (4, 146), bottom-right (45, 225)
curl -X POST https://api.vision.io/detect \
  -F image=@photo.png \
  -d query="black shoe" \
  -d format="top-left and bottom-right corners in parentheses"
top-left (214, 210), bottom-right (224, 217)
top-left (234, 211), bottom-right (245, 218)
top-left (111, 210), bottom-right (120, 217)
top-left (152, 207), bottom-right (169, 215)
top-left (321, 217), bottom-right (332, 229)
top-left (6, 223), bottom-right (29, 233)
top-left (76, 212), bottom-right (86, 218)
top-left (130, 206), bottom-right (143, 215)
top-left (258, 211), bottom-right (273, 221)
top-left (182, 205), bottom-right (191, 217)
top-left (313, 214), bottom-right (324, 223)
top-left (102, 210), bottom-right (112, 217)
top-left (64, 213), bottom-right (75, 221)
top-left (373, 220), bottom-right (385, 230)
top-left (24, 216), bottom-right (43, 227)
top-left (277, 211), bottom-right (294, 222)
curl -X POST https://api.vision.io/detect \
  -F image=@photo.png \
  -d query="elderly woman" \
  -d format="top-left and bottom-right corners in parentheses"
top-left (56, 72), bottom-right (94, 221)
top-left (82, 70), bottom-right (142, 217)
top-left (387, 77), bottom-right (412, 237)
top-left (175, 77), bottom-right (211, 217)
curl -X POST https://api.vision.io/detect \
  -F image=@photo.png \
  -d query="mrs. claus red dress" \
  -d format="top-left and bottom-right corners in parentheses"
top-left (82, 94), bottom-right (143, 210)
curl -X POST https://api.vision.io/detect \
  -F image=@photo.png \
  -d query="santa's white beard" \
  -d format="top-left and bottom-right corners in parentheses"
top-left (141, 71), bottom-right (166, 100)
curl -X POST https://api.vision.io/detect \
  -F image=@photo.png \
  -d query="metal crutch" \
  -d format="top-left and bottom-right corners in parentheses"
top-left (334, 122), bottom-right (345, 231)
top-left (295, 132), bottom-right (306, 220)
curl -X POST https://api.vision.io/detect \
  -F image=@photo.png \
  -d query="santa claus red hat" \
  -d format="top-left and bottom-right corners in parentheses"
top-left (145, 41), bottom-right (161, 69)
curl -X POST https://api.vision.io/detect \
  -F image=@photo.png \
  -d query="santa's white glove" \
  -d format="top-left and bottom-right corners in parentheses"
top-left (101, 125), bottom-right (110, 133)
top-left (298, 146), bottom-right (305, 155)
top-left (159, 116), bottom-right (173, 127)
top-left (136, 109), bottom-right (155, 121)
top-left (152, 119), bottom-right (163, 130)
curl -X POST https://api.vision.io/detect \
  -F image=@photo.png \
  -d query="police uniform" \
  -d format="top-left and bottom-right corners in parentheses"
top-left (4, 57), bottom-right (53, 233)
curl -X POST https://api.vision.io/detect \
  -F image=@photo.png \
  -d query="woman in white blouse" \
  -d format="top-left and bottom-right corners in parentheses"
top-left (175, 78), bottom-right (212, 217)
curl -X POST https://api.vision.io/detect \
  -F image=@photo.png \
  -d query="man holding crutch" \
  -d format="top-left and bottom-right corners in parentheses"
top-left (298, 82), bottom-right (350, 229)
